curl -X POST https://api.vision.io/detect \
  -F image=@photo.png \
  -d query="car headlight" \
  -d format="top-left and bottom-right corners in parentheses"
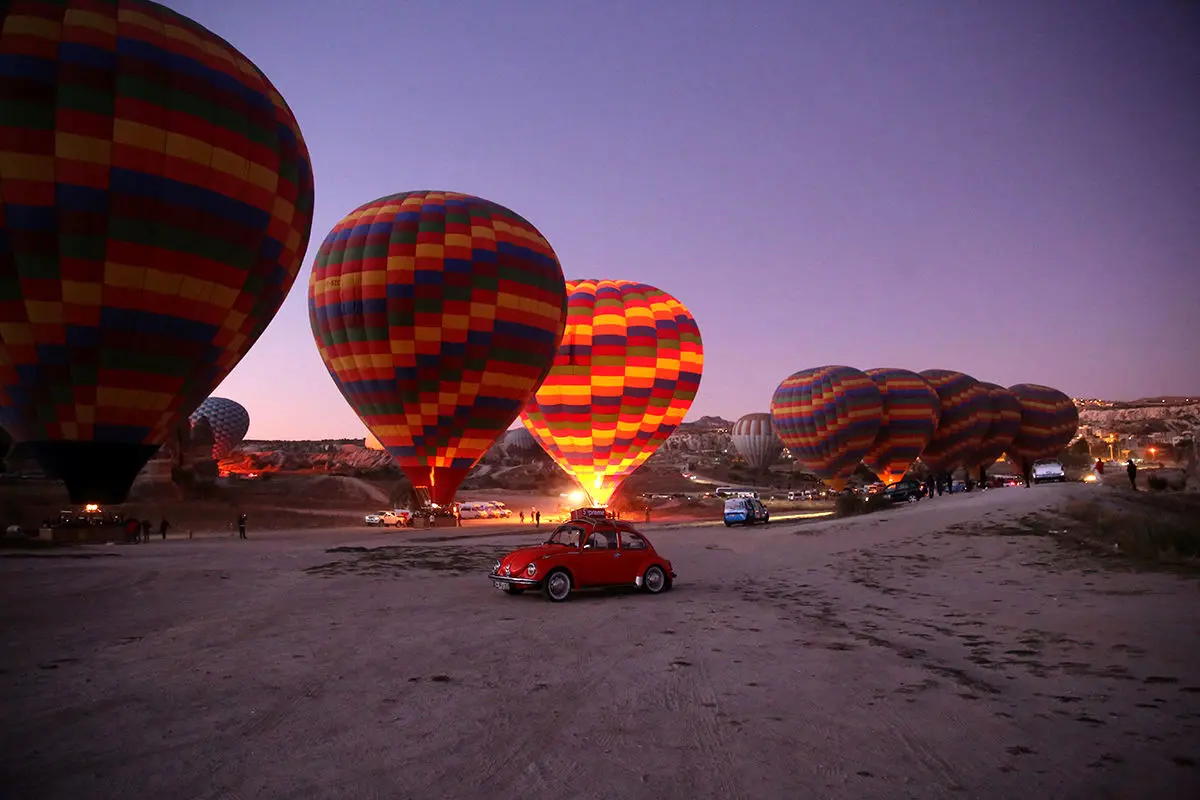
top-left (493, 560), bottom-right (501, 574)
top-left (525, 563), bottom-right (537, 577)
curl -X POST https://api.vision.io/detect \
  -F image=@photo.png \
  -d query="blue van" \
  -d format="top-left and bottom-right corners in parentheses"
top-left (723, 497), bottom-right (770, 527)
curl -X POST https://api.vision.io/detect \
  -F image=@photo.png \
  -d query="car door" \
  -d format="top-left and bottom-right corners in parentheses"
top-left (575, 528), bottom-right (621, 586)
top-left (615, 530), bottom-right (652, 584)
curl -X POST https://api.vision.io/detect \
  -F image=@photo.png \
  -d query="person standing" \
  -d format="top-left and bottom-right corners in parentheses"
top-left (1127, 459), bottom-right (1138, 491)
top-left (519, 510), bottom-right (525, 525)
top-left (534, 509), bottom-right (541, 527)
top-left (237, 513), bottom-right (247, 539)
top-left (453, 504), bottom-right (461, 527)
top-left (140, 519), bottom-right (151, 543)
top-left (159, 518), bottom-right (170, 540)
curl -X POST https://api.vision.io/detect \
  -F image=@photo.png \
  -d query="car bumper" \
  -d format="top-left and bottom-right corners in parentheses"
top-left (488, 573), bottom-right (539, 588)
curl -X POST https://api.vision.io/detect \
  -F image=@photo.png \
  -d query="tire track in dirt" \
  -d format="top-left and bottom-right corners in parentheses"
top-left (467, 649), bottom-right (609, 795)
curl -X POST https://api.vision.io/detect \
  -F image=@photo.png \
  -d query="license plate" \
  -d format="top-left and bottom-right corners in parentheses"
top-left (492, 580), bottom-right (505, 590)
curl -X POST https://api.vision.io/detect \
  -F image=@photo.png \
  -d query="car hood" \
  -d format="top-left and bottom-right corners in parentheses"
top-left (500, 543), bottom-right (566, 566)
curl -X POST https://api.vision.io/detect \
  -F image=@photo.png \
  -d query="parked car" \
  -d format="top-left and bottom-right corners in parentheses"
top-left (488, 518), bottom-right (676, 602)
top-left (364, 509), bottom-right (412, 527)
top-left (723, 497), bottom-right (770, 526)
top-left (1031, 460), bottom-right (1067, 484)
top-left (482, 501), bottom-right (512, 518)
top-left (882, 479), bottom-right (924, 503)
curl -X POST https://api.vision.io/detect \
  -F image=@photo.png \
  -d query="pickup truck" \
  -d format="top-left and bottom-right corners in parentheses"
top-left (1031, 460), bottom-right (1066, 484)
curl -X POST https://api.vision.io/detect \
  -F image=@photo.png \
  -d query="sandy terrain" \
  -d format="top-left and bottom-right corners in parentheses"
top-left (2, 484), bottom-right (1198, 800)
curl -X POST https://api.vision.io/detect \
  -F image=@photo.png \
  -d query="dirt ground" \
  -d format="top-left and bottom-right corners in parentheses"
top-left (2, 483), bottom-right (1198, 800)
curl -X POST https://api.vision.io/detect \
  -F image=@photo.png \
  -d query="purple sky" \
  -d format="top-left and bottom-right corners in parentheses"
top-left (169, 0), bottom-right (1199, 440)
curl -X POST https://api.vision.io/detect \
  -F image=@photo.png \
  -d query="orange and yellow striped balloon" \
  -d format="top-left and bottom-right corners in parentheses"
top-left (519, 279), bottom-right (703, 506)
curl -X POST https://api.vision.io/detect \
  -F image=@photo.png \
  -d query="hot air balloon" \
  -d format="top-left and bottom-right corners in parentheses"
top-left (309, 191), bottom-right (567, 506)
top-left (502, 426), bottom-right (539, 457)
top-left (0, 0), bottom-right (315, 504)
top-left (731, 413), bottom-right (783, 475)
top-left (917, 370), bottom-right (989, 477)
top-left (189, 398), bottom-right (250, 461)
top-left (971, 383), bottom-right (1022, 481)
top-left (1007, 384), bottom-right (1080, 482)
top-left (520, 279), bottom-right (704, 507)
top-left (861, 368), bottom-right (941, 486)
top-left (364, 432), bottom-right (385, 451)
top-left (770, 365), bottom-right (883, 492)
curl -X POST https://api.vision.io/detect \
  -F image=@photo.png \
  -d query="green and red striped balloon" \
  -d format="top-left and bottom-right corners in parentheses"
top-left (770, 365), bottom-right (883, 492)
top-left (972, 383), bottom-right (1022, 477)
top-left (1007, 384), bottom-right (1079, 473)
top-left (0, 0), bottom-right (314, 503)
top-left (918, 370), bottom-right (988, 474)
top-left (862, 368), bottom-right (941, 485)
top-left (308, 191), bottom-right (567, 506)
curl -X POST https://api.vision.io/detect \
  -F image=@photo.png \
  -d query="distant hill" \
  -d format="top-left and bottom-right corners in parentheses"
top-left (680, 415), bottom-right (733, 431)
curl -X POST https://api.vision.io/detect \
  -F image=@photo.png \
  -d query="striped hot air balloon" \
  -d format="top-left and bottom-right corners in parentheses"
top-left (972, 383), bottom-right (1022, 479)
top-left (189, 397), bottom-right (250, 461)
top-left (861, 368), bottom-right (941, 486)
top-left (520, 279), bottom-right (704, 507)
top-left (917, 370), bottom-right (989, 475)
top-left (1007, 384), bottom-right (1079, 480)
top-left (770, 365), bottom-right (883, 492)
top-left (0, 0), bottom-right (314, 503)
top-left (731, 413), bottom-right (783, 474)
top-left (308, 191), bottom-right (567, 506)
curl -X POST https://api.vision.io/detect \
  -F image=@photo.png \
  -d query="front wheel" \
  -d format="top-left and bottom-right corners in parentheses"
top-left (543, 569), bottom-right (572, 602)
top-left (643, 565), bottom-right (668, 594)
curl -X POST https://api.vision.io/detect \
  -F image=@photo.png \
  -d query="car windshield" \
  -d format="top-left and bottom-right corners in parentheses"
top-left (545, 524), bottom-right (585, 547)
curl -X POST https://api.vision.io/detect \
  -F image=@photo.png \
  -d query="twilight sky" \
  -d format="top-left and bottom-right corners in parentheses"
top-left (170, 0), bottom-right (1199, 440)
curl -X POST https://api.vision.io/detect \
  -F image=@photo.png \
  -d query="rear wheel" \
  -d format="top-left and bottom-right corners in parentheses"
top-left (544, 569), bottom-right (572, 602)
top-left (643, 565), bottom-right (668, 594)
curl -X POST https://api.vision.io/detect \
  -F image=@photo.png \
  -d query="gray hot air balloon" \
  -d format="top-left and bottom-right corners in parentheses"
top-left (731, 413), bottom-right (783, 474)
top-left (503, 426), bottom-right (539, 456)
top-left (189, 397), bottom-right (250, 460)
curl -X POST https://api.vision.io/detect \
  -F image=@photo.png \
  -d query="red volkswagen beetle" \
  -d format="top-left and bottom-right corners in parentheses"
top-left (488, 516), bottom-right (676, 602)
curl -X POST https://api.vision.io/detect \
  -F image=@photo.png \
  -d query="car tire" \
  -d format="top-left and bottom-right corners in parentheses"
top-left (724, 521), bottom-right (732, 527)
top-left (543, 569), bottom-right (572, 602)
top-left (643, 565), bottom-right (668, 594)
top-left (907, 495), bottom-right (918, 503)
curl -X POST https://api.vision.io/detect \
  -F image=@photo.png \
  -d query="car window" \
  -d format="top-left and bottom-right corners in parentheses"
top-left (547, 525), bottom-right (584, 547)
top-left (585, 530), bottom-right (616, 550)
top-left (619, 531), bottom-right (647, 551)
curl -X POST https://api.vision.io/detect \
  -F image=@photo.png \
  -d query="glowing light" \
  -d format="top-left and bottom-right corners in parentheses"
top-left (1083, 474), bottom-right (1098, 483)
top-left (568, 490), bottom-right (586, 506)
top-left (83, 504), bottom-right (100, 513)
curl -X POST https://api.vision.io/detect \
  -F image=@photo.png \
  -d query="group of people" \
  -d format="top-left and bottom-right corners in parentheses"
top-left (1094, 457), bottom-right (1140, 490)
top-left (124, 517), bottom-right (169, 543)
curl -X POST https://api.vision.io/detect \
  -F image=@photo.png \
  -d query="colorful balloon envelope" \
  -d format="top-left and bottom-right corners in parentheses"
top-left (0, 0), bottom-right (314, 503)
top-left (189, 397), bottom-right (250, 461)
top-left (1006, 384), bottom-right (1079, 471)
top-left (861, 368), bottom-right (941, 485)
top-left (731, 413), bottom-right (783, 474)
top-left (917, 370), bottom-right (989, 474)
top-left (770, 365), bottom-right (883, 492)
top-left (520, 279), bottom-right (704, 507)
top-left (308, 191), bottom-right (567, 505)
top-left (972, 383), bottom-right (1022, 476)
